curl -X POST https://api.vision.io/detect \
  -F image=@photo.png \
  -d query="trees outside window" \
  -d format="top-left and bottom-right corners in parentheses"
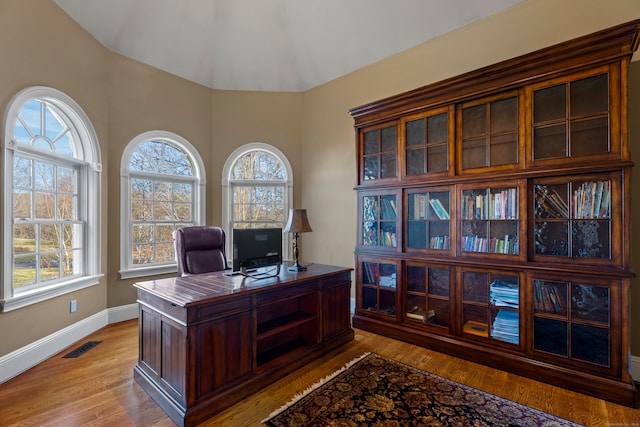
top-left (222, 143), bottom-right (293, 260)
top-left (120, 131), bottom-right (205, 279)
top-left (2, 87), bottom-right (101, 311)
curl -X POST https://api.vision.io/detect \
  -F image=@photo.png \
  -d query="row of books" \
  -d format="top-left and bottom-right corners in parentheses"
top-left (411, 194), bottom-right (450, 220)
top-left (461, 188), bottom-right (517, 220)
top-left (363, 196), bottom-right (397, 221)
top-left (461, 234), bottom-right (518, 254)
top-left (362, 263), bottom-right (397, 288)
top-left (374, 181), bottom-right (608, 224)
top-left (535, 181), bottom-right (611, 220)
top-left (573, 180), bottom-right (610, 219)
top-left (380, 197), bottom-right (398, 220)
top-left (429, 235), bottom-right (450, 250)
top-left (362, 229), bottom-right (397, 247)
top-left (534, 281), bottom-right (566, 314)
top-left (381, 231), bottom-right (397, 247)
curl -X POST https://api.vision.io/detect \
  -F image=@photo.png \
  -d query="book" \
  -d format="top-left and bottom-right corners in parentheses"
top-left (429, 198), bottom-right (450, 220)
top-left (406, 311), bottom-right (426, 321)
top-left (463, 320), bottom-right (489, 337)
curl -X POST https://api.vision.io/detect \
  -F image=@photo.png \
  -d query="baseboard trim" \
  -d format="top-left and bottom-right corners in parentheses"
top-left (2, 303), bottom-right (639, 386)
top-left (108, 303), bottom-right (139, 324)
top-left (632, 355), bottom-right (640, 382)
top-left (0, 304), bottom-right (139, 384)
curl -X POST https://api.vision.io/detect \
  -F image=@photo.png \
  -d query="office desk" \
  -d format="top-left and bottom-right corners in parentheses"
top-left (133, 263), bottom-right (354, 427)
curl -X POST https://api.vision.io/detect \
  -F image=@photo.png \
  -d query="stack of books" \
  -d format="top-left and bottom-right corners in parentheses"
top-left (491, 310), bottom-right (519, 344)
top-left (490, 280), bottom-right (519, 308)
top-left (490, 279), bottom-right (519, 344)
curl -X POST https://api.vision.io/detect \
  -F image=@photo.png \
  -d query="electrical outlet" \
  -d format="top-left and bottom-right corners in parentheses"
top-left (70, 299), bottom-right (78, 313)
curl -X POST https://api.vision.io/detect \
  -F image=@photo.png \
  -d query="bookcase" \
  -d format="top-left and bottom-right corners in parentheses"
top-left (349, 20), bottom-right (640, 407)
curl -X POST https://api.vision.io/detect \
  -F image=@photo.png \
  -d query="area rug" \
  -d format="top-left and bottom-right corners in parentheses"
top-left (263, 352), bottom-right (584, 427)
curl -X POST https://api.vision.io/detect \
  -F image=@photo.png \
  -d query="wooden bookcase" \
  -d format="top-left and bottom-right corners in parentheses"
top-left (349, 20), bottom-right (640, 407)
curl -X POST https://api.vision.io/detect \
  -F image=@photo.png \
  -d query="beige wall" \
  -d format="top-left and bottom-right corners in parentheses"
top-left (1, 0), bottom-right (640, 360)
top-left (105, 52), bottom-right (216, 307)
top-left (0, 0), bottom-right (109, 354)
top-left (210, 90), bottom-right (304, 228)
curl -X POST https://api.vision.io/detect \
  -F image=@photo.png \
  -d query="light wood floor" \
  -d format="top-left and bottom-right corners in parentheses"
top-left (0, 319), bottom-right (638, 426)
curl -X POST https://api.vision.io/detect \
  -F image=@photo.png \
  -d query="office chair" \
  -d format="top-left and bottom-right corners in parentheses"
top-left (173, 226), bottom-right (229, 276)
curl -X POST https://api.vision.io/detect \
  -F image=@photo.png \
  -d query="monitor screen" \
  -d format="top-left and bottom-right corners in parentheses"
top-left (232, 228), bottom-right (283, 272)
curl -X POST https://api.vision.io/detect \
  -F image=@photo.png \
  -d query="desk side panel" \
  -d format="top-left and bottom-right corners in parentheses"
top-left (321, 272), bottom-right (353, 340)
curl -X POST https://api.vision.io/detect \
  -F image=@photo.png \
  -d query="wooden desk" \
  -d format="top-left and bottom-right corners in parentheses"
top-left (133, 263), bottom-right (354, 427)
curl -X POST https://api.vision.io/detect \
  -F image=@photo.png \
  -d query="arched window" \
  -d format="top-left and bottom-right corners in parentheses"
top-left (120, 131), bottom-right (205, 279)
top-left (222, 143), bottom-right (293, 260)
top-left (1, 87), bottom-right (102, 311)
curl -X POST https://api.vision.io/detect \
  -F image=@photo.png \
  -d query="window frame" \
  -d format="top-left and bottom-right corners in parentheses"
top-left (119, 131), bottom-right (206, 279)
top-left (222, 143), bottom-right (293, 262)
top-left (1, 86), bottom-right (102, 312)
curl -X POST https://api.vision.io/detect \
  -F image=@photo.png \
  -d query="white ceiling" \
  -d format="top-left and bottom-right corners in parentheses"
top-left (54, 0), bottom-right (522, 92)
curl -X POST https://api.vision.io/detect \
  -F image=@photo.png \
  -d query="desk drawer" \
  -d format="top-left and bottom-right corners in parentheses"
top-left (137, 291), bottom-right (187, 323)
top-left (196, 296), bottom-right (252, 321)
top-left (256, 281), bottom-right (319, 305)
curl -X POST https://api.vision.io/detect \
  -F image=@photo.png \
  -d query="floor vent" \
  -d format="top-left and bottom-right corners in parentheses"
top-left (62, 341), bottom-right (102, 358)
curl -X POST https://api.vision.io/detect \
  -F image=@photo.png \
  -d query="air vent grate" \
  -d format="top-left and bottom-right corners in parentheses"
top-left (62, 341), bottom-right (102, 358)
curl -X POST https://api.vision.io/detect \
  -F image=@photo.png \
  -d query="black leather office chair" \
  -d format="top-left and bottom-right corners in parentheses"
top-left (173, 226), bottom-right (229, 276)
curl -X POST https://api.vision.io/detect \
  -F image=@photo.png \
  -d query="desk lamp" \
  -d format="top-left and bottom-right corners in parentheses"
top-left (283, 208), bottom-right (313, 271)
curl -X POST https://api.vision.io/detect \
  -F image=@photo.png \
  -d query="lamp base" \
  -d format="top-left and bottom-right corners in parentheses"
top-left (288, 261), bottom-right (307, 272)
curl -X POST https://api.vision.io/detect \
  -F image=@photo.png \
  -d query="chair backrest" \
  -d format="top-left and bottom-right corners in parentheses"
top-left (174, 226), bottom-right (229, 276)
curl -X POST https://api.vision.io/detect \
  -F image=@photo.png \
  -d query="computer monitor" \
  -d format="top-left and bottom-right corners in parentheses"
top-left (232, 228), bottom-right (283, 274)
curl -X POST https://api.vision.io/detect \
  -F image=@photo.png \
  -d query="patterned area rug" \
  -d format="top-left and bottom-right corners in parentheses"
top-left (263, 353), bottom-right (584, 427)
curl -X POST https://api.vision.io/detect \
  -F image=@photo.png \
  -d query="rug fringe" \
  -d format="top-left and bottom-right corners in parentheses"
top-left (261, 352), bottom-right (371, 423)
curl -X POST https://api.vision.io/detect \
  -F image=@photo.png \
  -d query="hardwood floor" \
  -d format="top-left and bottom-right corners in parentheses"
top-left (0, 319), bottom-right (638, 426)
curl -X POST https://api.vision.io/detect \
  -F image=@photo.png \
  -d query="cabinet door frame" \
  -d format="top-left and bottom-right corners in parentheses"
top-left (528, 170), bottom-right (624, 267)
top-left (455, 90), bottom-right (526, 175)
top-left (524, 271), bottom-right (625, 379)
top-left (355, 255), bottom-right (401, 322)
top-left (404, 184), bottom-right (454, 256)
top-left (524, 64), bottom-right (623, 169)
top-left (399, 105), bottom-right (455, 182)
top-left (456, 179), bottom-right (527, 262)
top-left (357, 121), bottom-right (401, 186)
top-left (357, 188), bottom-right (402, 253)
top-left (455, 265), bottom-right (524, 350)
top-left (402, 260), bottom-right (454, 334)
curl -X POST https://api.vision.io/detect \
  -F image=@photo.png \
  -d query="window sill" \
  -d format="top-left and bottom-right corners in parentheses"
top-left (119, 264), bottom-right (178, 280)
top-left (1, 275), bottom-right (103, 312)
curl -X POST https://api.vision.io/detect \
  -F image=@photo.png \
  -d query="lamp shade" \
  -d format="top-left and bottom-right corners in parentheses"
top-left (283, 209), bottom-right (312, 233)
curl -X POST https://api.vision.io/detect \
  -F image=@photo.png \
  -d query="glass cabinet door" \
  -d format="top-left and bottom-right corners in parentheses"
top-left (360, 192), bottom-right (399, 249)
top-left (459, 184), bottom-right (520, 255)
top-left (458, 93), bottom-right (520, 172)
top-left (360, 259), bottom-right (398, 318)
top-left (533, 174), bottom-right (616, 262)
top-left (405, 263), bottom-right (451, 330)
top-left (404, 108), bottom-right (451, 177)
top-left (406, 187), bottom-right (451, 252)
top-left (532, 275), bottom-right (613, 368)
top-left (460, 268), bottom-right (520, 346)
top-left (361, 124), bottom-right (398, 182)
top-left (531, 71), bottom-right (610, 162)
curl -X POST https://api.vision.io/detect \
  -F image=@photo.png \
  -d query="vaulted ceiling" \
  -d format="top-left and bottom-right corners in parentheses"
top-left (54, 0), bottom-right (523, 92)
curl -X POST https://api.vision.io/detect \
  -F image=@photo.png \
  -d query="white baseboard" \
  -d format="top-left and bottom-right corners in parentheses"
top-left (0, 304), bottom-right (139, 384)
top-left (1, 303), bottom-right (639, 386)
top-left (631, 354), bottom-right (640, 382)
top-left (108, 303), bottom-right (138, 324)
